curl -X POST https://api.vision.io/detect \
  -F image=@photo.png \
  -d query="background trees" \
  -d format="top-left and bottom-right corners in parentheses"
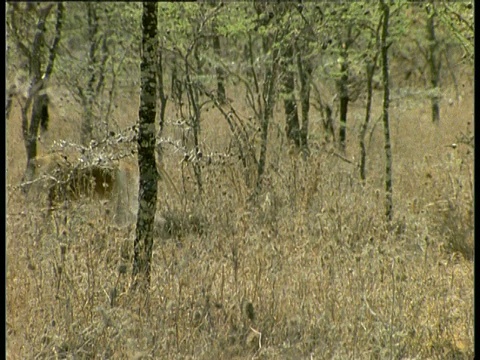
top-left (11, 1), bottom-right (471, 206)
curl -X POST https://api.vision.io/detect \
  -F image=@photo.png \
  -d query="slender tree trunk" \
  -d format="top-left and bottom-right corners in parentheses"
top-left (426, 1), bottom-right (441, 123)
top-left (157, 45), bottom-right (167, 131)
top-left (337, 52), bottom-right (349, 153)
top-left (255, 44), bottom-right (279, 196)
top-left (185, 57), bottom-right (203, 195)
top-left (359, 58), bottom-right (377, 183)
top-left (81, 3), bottom-right (109, 144)
top-left (297, 50), bottom-right (312, 155)
top-left (80, 3), bottom-right (97, 144)
top-left (132, 2), bottom-right (158, 288)
top-left (212, 33), bottom-right (226, 104)
top-left (323, 104), bottom-right (335, 142)
top-left (282, 44), bottom-right (300, 147)
top-left (171, 56), bottom-right (182, 105)
top-left (380, 0), bottom-right (393, 222)
top-left (156, 39), bottom-right (168, 188)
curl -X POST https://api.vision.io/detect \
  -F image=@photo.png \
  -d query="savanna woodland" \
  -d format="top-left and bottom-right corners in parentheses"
top-left (6, 2), bottom-right (473, 359)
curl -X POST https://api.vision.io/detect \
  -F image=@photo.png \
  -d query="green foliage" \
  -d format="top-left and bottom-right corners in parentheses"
top-left (436, 1), bottom-right (474, 63)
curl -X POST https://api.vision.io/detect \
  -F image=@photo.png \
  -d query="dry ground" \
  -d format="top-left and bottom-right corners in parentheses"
top-left (6, 70), bottom-right (473, 359)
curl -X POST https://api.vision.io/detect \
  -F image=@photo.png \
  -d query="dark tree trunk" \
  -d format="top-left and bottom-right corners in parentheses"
top-left (426, 1), bottom-right (441, 123)
top-left (359, 60), bottom-right (377, 183)
top-left (322, 104), bottom-right (335, 142)
top-left (282, 44), bottom-right (300, 147)
top-left (255, 43), bottom-right (279, 196)
top-left (171, 56), bottom-right (182, 105)
top-left (184, 55), bottom-right (203, 195)
top-left (80, 3), bottom-right (98, 144)
top-left (80, 3), bottom-right (109, 144)
top-left (337, 54), bottom-right (349, 153)
top-left (132, 2), bottom-right (158, 288)
top-left (212, 33), bottom-right (226, 104)
top-left (157, 45), bottom-right (167, 132)
top-left (380, 0), bottom-right (393, 221)
top-left (297, 50), bottom-right (312, 155)
top-left (39, 93), bottom-right (50, 132)
top-left (359, 19), bottom-right (381, 184)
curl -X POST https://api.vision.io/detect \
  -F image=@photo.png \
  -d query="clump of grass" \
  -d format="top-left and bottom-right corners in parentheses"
top-left (157, 208), bottom-right (209, 240)
top-left (431, 197), bottom-right (474, 261)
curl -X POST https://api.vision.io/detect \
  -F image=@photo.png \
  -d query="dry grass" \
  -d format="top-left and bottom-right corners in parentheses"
top-left (6, 71), bottom-right (473, 359)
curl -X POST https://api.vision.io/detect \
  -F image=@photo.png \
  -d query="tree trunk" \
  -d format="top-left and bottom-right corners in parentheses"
top-left (322, 104), bottom-right (335, 142)
top-left (337, 53), bottom-right (349, 153)
top-left (23, 94), bottom-right (47, 186)
top-left (185, 56), bottom-right (203, 195)
top-left (359, 56), bottom-right (378, 183)
top-left (359, 18), bottom-right (382, 182)
top-left (80, 3), bottom-right (97, 144)
top-left (80, 3), bottom-right (109, 144)
top-left (297, 50), bottom-right (312, 155)
top-left (21, 3), bottom-right (63, 190)
top-left (255, 42), bottom-right (279, 196)
top-left (426, 1), bottom-right (441, 123)
top-left (380, 0), bottom-right (393, 222)
top-left (171, 56), bottom-right (182, 105)
top-left (212, 33), bottom-right (226, 104)
top-left (132, 2), bottom-right (158, 288)
top-left (282, 44), bottom-right (300, 148)
top-left (157, 45), bottom-right (167, 131)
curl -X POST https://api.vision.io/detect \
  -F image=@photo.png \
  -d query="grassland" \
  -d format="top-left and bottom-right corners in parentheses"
top-left (6, 66), bottom-right (473, 359)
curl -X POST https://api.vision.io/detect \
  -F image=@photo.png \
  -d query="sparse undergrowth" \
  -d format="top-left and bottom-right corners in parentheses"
top-left (7, 85), bottom-right (473, 359)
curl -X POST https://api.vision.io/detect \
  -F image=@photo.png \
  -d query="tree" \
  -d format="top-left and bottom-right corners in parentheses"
top-left (358, 6), bottom-right (383, 183)
top-left (295, 25), bottom-right (314, 156)
top-left (380, 0), bottom-right (393, 221)
top-left (336, 26), bottom-right (353, 153)
top-left (249, 2), bottom-right (281, 197)
top-left (403, 1), bottom-right (443, 123)
top-left (278, 7), bottom-right (301, 149)
top-left (437, 1), bottom-right (473, 64)
top-left (255, 31), bottom-right (280, 197)
top-left (436, 1), bottom-right (473, 102)
top-left (190, 3), bottom-right (260, 188)
top-left (160, 3), bottom-right (225, 197)
top-left (12, 3), bottom-right (64, 191)
top-left (276, 2), bottom-right (316, 155)
top-left (53, 3), bottom-right (142, 144)
top-left (210, 7), bottom-right (227, 105)
top-left (132, 2), bottom-right (158, 288)
top-left (79, 3), bottom-right (109, 144)
top-left (425, 1), bottom-right (441, 123)
top-left (312, 3), bottom-right (370, 153)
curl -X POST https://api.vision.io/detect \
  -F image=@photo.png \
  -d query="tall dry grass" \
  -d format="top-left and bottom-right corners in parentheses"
top-left (6, 71), bottom-right (473, 359)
